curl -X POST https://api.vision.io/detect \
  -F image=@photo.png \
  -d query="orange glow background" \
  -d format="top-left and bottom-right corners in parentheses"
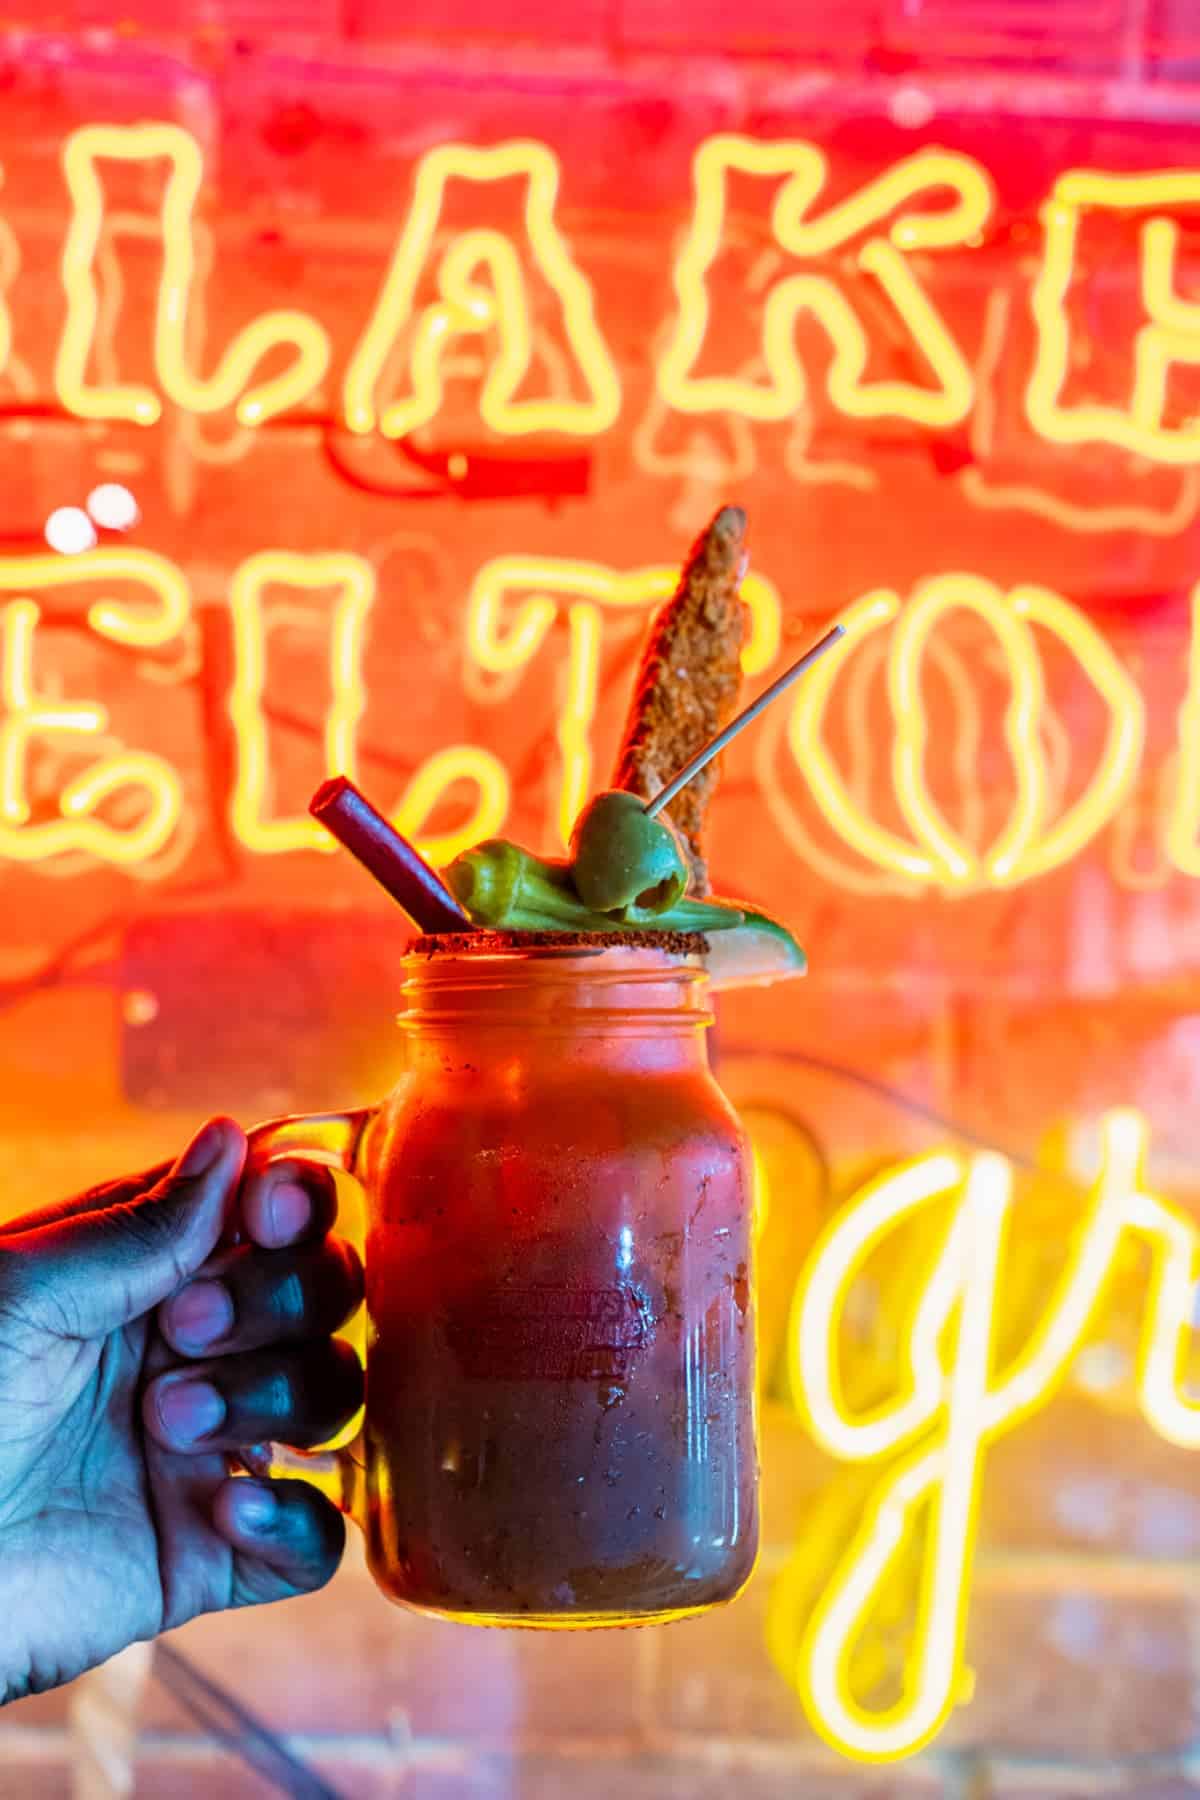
top-left (7, 56), bottom-right (1200, 1166)
top-left (4, 63), bottom-right (1200, 1192)
top-left (4, 7), bottom-right (1200, 1790)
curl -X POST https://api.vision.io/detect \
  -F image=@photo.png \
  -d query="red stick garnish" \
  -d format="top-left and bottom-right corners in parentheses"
top-left (309, 776), bottom-right (473, 934)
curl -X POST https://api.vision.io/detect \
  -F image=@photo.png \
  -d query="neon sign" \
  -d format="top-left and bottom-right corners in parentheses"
top-left (57, 124), bottom-right (331, 428)
top-left (13, 122), bottom-right (1200, 467)
top-left (228, 551), bottom-right (376, 856)
top-left (2, 548), bottom-right (1198, 888)
top-left (767, 1108), bottom-right (1200, 1762)
top-left (0, 550), bottom-right (189, 865)
top-left (342, 141), bottom-right (621, 441)
top-left (778, 576), bottom-right (1146, 892)
top-left (657, 137), bottom-right (993, 430)
top-left (227, 550), bottom-right (511, 864)
top-left (1026, 171), bottom-right (1200, 465)
top-left (8, 121), bottom-right (1200, 881)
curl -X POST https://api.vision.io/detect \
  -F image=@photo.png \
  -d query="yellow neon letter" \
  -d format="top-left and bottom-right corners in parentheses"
top-left (799, 1153), bottom-right (1010, 1762)
top-left (1109, 1109), bottom-right (1200, 1449)
top-left (0, 549), bottom-right (189, 651)
top-left (228, 552), bottom-right (375, 855)
top-left (343, 141), bottom-right (619, 440)
top-left (785, 589), bottom-right (939, 882)
top-left (788, 1150), bottom-right (966, 1457)
top-left (464, 553), bottom-right (781, 845)
top-left (777, 1109), bottom-right (1172, 1762)
top-left (1005, 584), bottom-right (1144, 883)
top-left (889, 575), bottom-right (1046, 887)
top-left (57, 123), bottom-right (330, 426)
top-left (0, 562), bottom-right (187, 865)
top-left (659, 137), bottom-right (993, 429)
top-left (1027, 170), bottom-right (1200, 464)
top-left (781, 576), bottom-right (1143, 892)
top-left (1136, 1198), bottom-right (1200, 1448)
top-left (1165, 581), bottom-right (1200, 875)
top-left (390, 744), bottom-right (511, 867)
top-left (228, 552), bottom-right (508, 863)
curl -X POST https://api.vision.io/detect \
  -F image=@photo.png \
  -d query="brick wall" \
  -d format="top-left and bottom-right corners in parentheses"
top-left (0, 992), bottom-right (1197, 1798)
top-left (0, 5), bottom-right (1197, 1794)
top-left (8, 0), bottom-right (1200, 74)
top-left (4, 1398), bottom-right (1200, 1798)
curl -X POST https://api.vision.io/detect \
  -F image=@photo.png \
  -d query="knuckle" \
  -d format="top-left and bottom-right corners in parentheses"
top-left (264, 1365), bottom-right (299, 1420)
top-left (108, 1195), bottom-right (170, 1253)
top-left (273, 1268), bottom-right (309, 1333)
top-left (277, 1494), bottom-right (345, 1589)
top-left (261, 1242), bottom-right (356, 1337)
top-left (0, 1242), bottom-right (44, 1328)
top-left (234, 1343), bottom-right (361, 1441)
top-left (110, 1195), bottom-right (195, 1291)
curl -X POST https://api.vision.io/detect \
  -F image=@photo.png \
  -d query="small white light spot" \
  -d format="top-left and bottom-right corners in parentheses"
top-left (890, 86), bottom-right (935, 130)
top-left (45, 507), bottom-right (97, 555)
top-left (86, 483), bottom-right (140, 531)
top-left (122, 989), bottom-right (159, 1027)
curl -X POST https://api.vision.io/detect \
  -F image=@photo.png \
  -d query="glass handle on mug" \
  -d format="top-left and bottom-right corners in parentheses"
top-left (237, 1105), bottom-right (380, 1525)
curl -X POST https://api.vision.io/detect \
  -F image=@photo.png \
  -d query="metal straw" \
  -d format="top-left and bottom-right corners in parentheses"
top-left (644, 623), bottom-right (847, 819)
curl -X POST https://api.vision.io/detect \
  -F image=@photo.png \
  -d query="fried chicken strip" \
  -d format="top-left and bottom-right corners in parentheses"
top-left (613, 505), bottom-right (748, 895)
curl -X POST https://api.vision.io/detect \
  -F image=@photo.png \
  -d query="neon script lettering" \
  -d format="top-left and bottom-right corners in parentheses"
top-left (768, 1109), bottom-right (1200, 1762)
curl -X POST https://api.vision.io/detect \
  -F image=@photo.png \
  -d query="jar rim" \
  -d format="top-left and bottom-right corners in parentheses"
top-left (398, 933), bottom-right (712, 1028)
top-left (407, 929), bottom-right (710, 961)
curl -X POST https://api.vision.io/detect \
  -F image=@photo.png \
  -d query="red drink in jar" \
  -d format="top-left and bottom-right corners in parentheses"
top-left (252, 931), bottom-right (758, 1628)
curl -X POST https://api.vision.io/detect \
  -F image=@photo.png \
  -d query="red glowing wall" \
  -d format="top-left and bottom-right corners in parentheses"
top-left (3, 28), bottom-right (1200, 1184)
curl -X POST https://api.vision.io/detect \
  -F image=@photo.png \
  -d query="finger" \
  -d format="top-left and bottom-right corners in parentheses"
top-left (212, 1478), bottom-right (345, 1605)
top-left (236, 1158), bottom-right (338, 1250)
top-left (1, 1119), bottom-right (247, 1339)
top-left (0, 1159), bottom-right (173, 1238)
top-left (159, 1236), bottom-right (363, 1357)
top-left (144, 1339), bottom-right (363, 1454)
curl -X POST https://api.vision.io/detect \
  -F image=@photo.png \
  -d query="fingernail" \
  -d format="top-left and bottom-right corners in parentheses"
top-left (165, 1280), bottom-right (234, 1352)
top-left (174, 1119), bottom-right (229, 1180)
top-left (157, 1379), bottom-right (226, 1446)
top-left (230, 1482), bottom-right (278, 1533)
top-left (269, 1181), bottom-right (312, 1242)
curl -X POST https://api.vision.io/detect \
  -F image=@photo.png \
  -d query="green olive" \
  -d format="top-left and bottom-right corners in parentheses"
top-left (569, 789), bottom-right (689, 918)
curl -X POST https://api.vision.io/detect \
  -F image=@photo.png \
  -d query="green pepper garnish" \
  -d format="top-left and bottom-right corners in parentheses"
top-left (568, 790), bottom-right (688, 918)
top-left (446, 840), bottom-right (582, 928)
top-left (446, 839), bottom-right (742, 934)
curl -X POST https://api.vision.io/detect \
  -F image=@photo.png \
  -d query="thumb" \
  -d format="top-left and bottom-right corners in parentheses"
top-left (5, 1118), bottom-right (247, 1341)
